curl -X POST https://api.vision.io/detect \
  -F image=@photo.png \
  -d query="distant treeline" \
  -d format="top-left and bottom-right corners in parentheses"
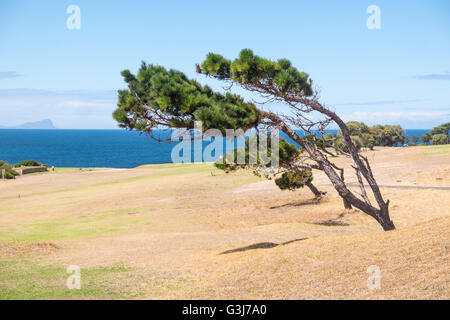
top-left (419, 123), bottom-right (450, 145)
top-left (324, 121), bottom-right (450, 151)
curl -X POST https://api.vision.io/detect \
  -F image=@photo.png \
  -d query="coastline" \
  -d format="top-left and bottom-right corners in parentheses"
top-left (0, 129), bottom-right (433, 168)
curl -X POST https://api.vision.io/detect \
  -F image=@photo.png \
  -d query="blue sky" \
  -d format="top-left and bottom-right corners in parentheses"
top-left (0, 0), bottom-right (449, 129)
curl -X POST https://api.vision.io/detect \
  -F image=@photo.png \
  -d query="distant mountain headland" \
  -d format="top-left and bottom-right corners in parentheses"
top-left (0, 119), bottom-right (57, 129)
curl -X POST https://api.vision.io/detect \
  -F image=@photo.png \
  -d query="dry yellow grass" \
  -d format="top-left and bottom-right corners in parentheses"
top-left (0, 146), bottom-right (449, 299)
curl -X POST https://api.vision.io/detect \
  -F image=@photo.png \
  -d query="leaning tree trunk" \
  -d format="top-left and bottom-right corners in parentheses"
top-left (265, 112), bottom-right (395, 231)
top-left (343, 198), bottom-right (353, 210)
top-left (305, 181), bottom-right (326, 198)
top-left (306, 100), bottom-right (395, 230)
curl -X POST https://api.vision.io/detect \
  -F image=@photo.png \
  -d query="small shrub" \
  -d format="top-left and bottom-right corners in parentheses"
top-left (0, 160), bottom-right (19, 179)
top-left (13, 160), bottom-right (43, 168)
top-left (275, 170), bottom-right (313, 191)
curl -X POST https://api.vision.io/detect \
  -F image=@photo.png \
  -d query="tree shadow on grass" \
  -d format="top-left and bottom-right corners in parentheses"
top-left (312, 211), bottom-right (350, 227)
top-left (269, 198), bottom-right (322, 209)
top-left (219, 238), bottom-right (308, 255)
top-left (313, 220), bottom-right (349, 226)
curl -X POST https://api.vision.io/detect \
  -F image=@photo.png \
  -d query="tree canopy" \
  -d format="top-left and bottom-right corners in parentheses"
top-left (334, 121), bottom-right (408, 150)
top-left (368, 124), bottom-right (408, 146)
top-left (113, 62), bottom-right (261, 136)
top-left (422, 122), bottom-right (450, 145)
top-left (430, 122), bottom-right (450, 136)
top-left (343, 121), bottom-right (370, 137)
top-left (200, 49), bottom-right (313, 96)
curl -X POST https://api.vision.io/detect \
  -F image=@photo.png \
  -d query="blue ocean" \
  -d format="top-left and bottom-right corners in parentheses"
top-left (0, 129), bottom-right (431, 168)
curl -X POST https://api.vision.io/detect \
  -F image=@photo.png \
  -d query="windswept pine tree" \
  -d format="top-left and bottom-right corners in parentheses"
top-left (114, 49), bottom-right (396, 231)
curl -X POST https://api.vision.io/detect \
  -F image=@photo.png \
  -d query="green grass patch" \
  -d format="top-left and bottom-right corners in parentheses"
top-left (0, 208), bottom-right (147, 242)
top-left (0, 259), bottom-right (137, 299)
top-left (419, 144), bottom-right (450, 157)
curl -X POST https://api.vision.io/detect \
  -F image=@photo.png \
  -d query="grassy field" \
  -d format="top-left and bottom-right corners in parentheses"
top-left (0, 146), bottom-right (449, 299)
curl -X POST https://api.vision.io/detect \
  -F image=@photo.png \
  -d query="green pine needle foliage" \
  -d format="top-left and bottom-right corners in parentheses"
top-left (275, 170), bottom-right (313, 191)
top-left (200, 49), bottom-right (313, 96)
top-left (214, 137), bottom-right (300, 171)
top-left (113, 62), bottom-right (261, 135)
